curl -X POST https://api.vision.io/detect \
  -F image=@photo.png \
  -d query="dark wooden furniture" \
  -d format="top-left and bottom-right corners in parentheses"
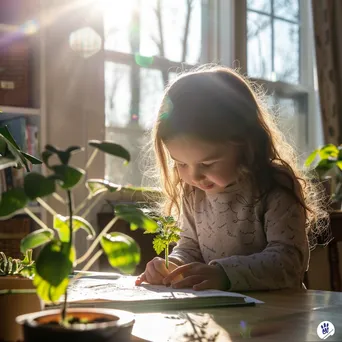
top-left (0, 215), bottom-right (32, 259)
top-left (328, 210), bottom-right (342, 291)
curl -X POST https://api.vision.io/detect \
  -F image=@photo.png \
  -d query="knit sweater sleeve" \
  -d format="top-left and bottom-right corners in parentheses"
top-left (209, 188), bottom-right (310, 291)
top-left (169, 193), bottom-right (205, 265)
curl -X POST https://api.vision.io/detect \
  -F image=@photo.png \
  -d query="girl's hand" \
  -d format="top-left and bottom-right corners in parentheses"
top-left (135, 257), bottom-right (181, 286)
top-left (162, 262), bottom-right (230, 291)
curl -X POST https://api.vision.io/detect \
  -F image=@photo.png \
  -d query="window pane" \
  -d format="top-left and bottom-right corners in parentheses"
top-left (247, 12), bottom-right (272, 79)
top-left (139, 68), bottom-right (165, 130)
top-left (247, 0), bottom-right (271, 13)
top-left (140, 0), bottom-right (202, 64)
top-left (104, 1), bottom-right (136, 53)
top-left (105, 62), bottom-right (131, 127)
top-left (274, 0), bottom-right (299, 22)
top-left (275, 97), bottom-right (307, 153)
top-left (274, 20), bottom-right (299, 84)
top-left (105, 127), bottom-right (148, 186)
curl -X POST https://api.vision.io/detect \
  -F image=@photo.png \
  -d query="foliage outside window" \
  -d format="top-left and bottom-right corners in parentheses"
top-left (247, 0), bottom-right (316, 157)
top-left (104, 0), bottom-right (205, 186)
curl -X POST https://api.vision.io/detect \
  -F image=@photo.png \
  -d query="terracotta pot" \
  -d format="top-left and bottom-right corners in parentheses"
top-left (16, 308), bottom-right (135, 342)
top-left (0, 276), bottom-right (41, 342)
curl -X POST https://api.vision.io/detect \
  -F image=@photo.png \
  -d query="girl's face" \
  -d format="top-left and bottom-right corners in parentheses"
top-left (165, 136), bottom-right (240, 194)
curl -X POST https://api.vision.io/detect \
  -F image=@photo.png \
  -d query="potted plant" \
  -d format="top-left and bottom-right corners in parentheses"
top-left (305, 143), bottom-right (342, 209)
top-left (0, 250), bottom-right (40, 342)
top-left (0, 126), bottom-right (158, 341)
top-left (144, 213), bottom-right (180, 269)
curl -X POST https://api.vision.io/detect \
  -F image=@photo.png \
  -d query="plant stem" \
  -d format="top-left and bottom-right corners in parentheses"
top-left (72, 250), bottom-right (103, 282)
top-left (36, 197), bottom-right (57, 216)
top-left (61, 291), bottom-right (68, 322)
top-left (61, 190), bottom-right (73, 323)
top-left (80, 192), bottom-right (106, 219)
top-left (52, 192), bottom-right (66, 204)
top-left (23, 208), bottom-right (49, 230)
top-left (85, 149), bottom-right (98, 170)
top-left (74, 197), bottom-right (89, 215)
top-left (165, 243), bottom-right (169, 269)
top-left (75, 216), bottom-right (119, 265)
top-left (67, 190), bottom-right (73, 257)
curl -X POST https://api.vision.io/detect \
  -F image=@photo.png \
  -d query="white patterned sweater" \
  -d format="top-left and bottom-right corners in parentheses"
top-left (169, 181), bottom-right (310, 291)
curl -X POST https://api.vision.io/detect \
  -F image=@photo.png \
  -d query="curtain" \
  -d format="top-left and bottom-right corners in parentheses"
top-left (312, 0), bottom-right (342, 145)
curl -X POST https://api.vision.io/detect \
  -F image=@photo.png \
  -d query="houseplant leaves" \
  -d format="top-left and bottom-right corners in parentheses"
top-left (53, 215), bottom-right (96, 242)
top-left (101, 232), bottom-right (140, 275)
top-left (0, 188), bottom-right (28, 217)
top-left (114, 204), bottom-right (158, 232)
top-left (24, 173), bottom-right (56, 200)
top-left (88, 140), bottom-right (130, 163)
top-left (20, 229), bottom-right (55, 254)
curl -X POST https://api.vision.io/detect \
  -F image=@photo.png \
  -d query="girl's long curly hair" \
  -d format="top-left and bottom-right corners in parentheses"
top-left (149, 65), bottom-right (329, 247)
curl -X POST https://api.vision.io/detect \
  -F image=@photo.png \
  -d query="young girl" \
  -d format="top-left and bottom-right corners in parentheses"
top-left (135, 65), bottom-right (328, 292)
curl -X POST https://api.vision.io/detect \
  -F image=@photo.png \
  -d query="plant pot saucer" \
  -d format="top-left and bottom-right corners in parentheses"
top-left (16, 307), bottom-right (135, 342)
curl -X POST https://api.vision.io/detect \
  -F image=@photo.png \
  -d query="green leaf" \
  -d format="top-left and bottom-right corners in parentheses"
top-left (35, 241), bottom-right (74, 287)
top-left (88, 140), bottom-right (130, 163)
top-left (101, 232), bottom-right (140, 274)
top-left (304, 149), bottom-right (318, 167)
top-left (43, 145), bottom-right (83, 167)
top-left (33, 273), bottom-right (69, 303)
top-left (169, 232), bottom-right (180, 244)
top-left (318, 144), bottom-right (339, 159)
top-left (53, 214), bottom-right (96, 242)
top-left (114, 205), bottom-right (158, 233)
top-left (20, 229), bottom-right (54, 254)
top-left (24, 173), bottom-right (56, 200)
top-left (51, 165), bottom-right (85, 189)
top-left (0, 126), bottom-right (20, 150)
top-left (21, 152), bottom-right (42, 165)
top-left (0, 130), bottom-right (28, 171)
top-left (0, 136), bottom-right (7, 154)
top-left (42, 150), bottom-right (53, 168)
top-left (315, 159), bottom-right (336, 174)
top-left (86, 179), bottom-right (121, 197)
top-left (153, 236), bottom-right (167, 255)
top-left (57, 146), bottom-right (83, 165)
top-left (45, 144), bottom-right (59, 154)
top-left (0, 188), bottom-right (28, 217)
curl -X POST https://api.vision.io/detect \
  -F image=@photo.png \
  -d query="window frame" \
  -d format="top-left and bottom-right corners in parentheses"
top-left (234, 0), bottom-right (322, 154)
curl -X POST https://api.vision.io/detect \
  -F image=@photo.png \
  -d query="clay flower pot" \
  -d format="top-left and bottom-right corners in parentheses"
top-left (0, 276), bottom-right (41, 342)
top-left (16, 308), bottom-right (135, 342)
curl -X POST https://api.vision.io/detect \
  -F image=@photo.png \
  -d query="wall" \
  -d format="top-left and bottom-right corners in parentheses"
top-left (40, 0), bottom-right (105, 260)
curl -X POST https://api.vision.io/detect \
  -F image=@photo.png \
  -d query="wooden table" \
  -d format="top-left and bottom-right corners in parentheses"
top-left (131, 289), bottom-right (342, 341)
top-left (328, 211), bottom-right (342, 291)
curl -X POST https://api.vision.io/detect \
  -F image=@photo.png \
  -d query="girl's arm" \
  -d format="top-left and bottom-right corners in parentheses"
top-left (169, 195), bottom-right (205, 265)
top-left (209, 188), bottom-right (309, 291)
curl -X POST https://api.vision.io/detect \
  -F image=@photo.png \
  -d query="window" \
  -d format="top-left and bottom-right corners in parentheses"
top-left (246, 0), bottom-right (321, 157)
top-left (103, 0), bottom-right (218, 185)
top-left (103, 0), bottom-right (320, 185)
top-left (247, 0), bottom-right (300, 84)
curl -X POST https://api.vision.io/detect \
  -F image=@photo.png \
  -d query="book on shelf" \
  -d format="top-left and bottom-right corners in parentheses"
top-left (49, 273), bottom-right (263, 312)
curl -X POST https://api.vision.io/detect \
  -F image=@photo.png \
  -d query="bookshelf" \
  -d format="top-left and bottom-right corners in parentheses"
top-left (0, 106), bottom-right (40, 116)
top-left (1, 0), bottom-right (106, 260)
top-left (0, 0), bottom-right (46, 257)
